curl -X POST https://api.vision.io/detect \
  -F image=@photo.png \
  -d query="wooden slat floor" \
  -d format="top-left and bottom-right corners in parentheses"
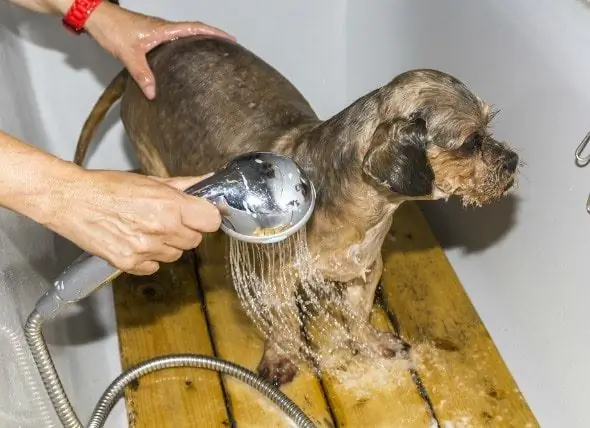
top-left (112, 202), bottom-right (538, 428)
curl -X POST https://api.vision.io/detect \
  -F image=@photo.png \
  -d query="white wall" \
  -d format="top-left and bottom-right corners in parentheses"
top-left (377, 1), bottom-right (589, 427)
top-left (3, 0), bottom-right (587, 427)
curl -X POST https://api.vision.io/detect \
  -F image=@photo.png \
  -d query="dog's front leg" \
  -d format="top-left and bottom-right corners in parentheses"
top-left (344, 256), bottom-right (409, 358)
top-left (257, 337), bottom-right (301, 386)
top-left (255, 269), bottom-right (303, 386)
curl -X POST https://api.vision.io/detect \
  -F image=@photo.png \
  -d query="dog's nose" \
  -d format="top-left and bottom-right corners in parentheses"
top-left (503, 151), bottom-right (519, 172)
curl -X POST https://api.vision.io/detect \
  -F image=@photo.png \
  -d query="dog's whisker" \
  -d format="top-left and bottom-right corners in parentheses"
top-left (488, 106), bottom-right (502, 122)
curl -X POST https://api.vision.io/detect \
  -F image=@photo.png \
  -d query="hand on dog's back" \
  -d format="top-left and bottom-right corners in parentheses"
top-left (44, 171), bottom-right (221, 276)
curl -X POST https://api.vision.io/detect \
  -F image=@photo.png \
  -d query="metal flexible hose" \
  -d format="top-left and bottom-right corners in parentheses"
top-left (88, 354), bottom-right (316, 428)
top-left (24, 310), bottom-right (316, 428)
top-left (24, 310), bottom-right (83, 428)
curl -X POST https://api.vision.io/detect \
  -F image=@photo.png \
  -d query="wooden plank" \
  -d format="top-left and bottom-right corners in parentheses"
top-left (112, 255), bottom-right (229, 428)
top-left (196, 232), bottom-right (336, 428)
top-left (317, 306), bottom-right (435, 428)
top-left (380, 202), bottom-right (539, 427)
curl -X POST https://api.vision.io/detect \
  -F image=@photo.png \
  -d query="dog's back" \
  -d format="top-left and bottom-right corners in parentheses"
top-left (75, 36), bottom-right (319, 176)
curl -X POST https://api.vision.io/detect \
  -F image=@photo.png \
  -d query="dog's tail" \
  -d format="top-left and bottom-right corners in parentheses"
top-left (73, 69), bottom-right (128, 166)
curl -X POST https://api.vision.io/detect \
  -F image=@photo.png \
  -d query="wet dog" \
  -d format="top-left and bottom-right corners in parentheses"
top-left (73, 35), bottom-right (519, 386)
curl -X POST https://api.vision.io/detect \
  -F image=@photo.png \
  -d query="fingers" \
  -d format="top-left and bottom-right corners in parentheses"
top-left (113, 237), bottom-right (199, 275)
top-left (150, 173), bottom-right (215, 191)
top-left (154, 245), bottom-right (184, 264)
top-left (126, 260), bottom-right (160, 276)
top-left (114, 244), bottom-right (186, 275)
top-left (164, 229), bottom-right (203, 252)
top-left (158, 21), bottom-right (237, 44)
top-left (179, 196), bottom-right (222, 233)
top-left (145, 174), bottom-right (222, 234)
top-left (66, 169), bottom-right (217, 278)
top-left (127, 20), bottom-right (236, 100)
top-left (121, 48), bottom-right (157, 99)
top-left (148, 174), bottom-right (222, 232)
top-left (84, 1), bottom-right (236, 100)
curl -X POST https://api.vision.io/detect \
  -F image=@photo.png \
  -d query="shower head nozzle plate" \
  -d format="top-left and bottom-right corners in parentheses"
top-left (185, 152), bottom-right (317, 244)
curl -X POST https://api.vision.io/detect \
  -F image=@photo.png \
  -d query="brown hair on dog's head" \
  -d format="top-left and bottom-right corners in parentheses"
top-left (362, 69), bottom-right (519, 207)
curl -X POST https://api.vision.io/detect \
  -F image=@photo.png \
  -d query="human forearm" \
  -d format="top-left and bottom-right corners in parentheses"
top-left (0, 130), bottom-right (84, 226)
top-left (0, 129), bottom-right (221, 275)
top-left (7, 0), bottom-right (76, 14)
top-left (7, 0), bottom-right (118, 34)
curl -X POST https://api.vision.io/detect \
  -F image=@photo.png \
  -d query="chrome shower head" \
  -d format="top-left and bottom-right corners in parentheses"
top-left (32, 152), bottom-right (316, 319)
top-left (184, 152), bottom-right (316, 244)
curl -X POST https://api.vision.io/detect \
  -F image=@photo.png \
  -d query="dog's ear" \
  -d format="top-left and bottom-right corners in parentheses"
top-left (362, 118), bottom-right (435, 197)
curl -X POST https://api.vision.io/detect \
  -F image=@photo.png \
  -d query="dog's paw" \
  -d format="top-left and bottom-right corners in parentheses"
top-left (257, 353), bottom-right (299, 387)
top-left (373, 331), bottom-right (410, 358)
top-left (346, 330), bottom-right (410, 359)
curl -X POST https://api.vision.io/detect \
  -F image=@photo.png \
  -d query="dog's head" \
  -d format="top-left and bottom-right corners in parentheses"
top-left (362, 69), bottom-right (519, 207)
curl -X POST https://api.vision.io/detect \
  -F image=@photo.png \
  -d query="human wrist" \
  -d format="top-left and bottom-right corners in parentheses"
top-left (83, 1), bottom-right (115, 39)
top-left (0, 147), bottom-right (88, 228)
top-left (30, 160), bottom-right (89, 230)
top-left (58, 0), bottom-right (113, 34)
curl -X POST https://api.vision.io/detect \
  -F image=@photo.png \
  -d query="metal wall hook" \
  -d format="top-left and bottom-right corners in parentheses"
top-left (575, 131), bottom-right (590, 215)
top-left (575, 131), bottom-right (590, 167)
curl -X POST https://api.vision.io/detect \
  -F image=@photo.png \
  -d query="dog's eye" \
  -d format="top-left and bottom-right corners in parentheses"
top-left (460, 133), bottom-right (482, 154)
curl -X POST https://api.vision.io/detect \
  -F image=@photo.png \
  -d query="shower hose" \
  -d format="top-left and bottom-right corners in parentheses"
top-left (24, 309), bottom-right (316, 428)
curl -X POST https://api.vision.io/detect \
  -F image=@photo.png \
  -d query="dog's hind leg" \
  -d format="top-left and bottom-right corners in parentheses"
top-left (128, 135), bottom-right (171, 178)
top-left (344, 256), bottom-right (409, 358)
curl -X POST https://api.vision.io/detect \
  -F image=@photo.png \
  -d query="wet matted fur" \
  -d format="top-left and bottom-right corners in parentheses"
top-left (73, 35), bottom-right (519, 385)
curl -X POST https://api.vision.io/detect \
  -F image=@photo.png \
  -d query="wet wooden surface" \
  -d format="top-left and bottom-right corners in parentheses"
top-left (380, 203), bottom-right (539, 428)
top-left (112, 254), bottom-right (229, 428)
top-left (196, 233), bottom-right (335, 428)
top-left (317, 307), bottom-right (434, 428)
top-left (112, 201), bottom-right (538, 428)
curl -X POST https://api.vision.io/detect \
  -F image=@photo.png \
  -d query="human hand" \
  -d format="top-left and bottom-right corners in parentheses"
top-left (84, 2), bottom-right (236, 99)
top-left (46, 170), bottom-right (221, 275)
top-left (8, 0), bottom-right (235, 99)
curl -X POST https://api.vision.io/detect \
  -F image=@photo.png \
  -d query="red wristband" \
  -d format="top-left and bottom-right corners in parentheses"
top-left (62, 0), bottom-right (103, 35)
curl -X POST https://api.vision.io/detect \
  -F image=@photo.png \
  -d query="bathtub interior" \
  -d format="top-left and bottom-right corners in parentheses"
top-left (1, 1), bottom-right (589, 427)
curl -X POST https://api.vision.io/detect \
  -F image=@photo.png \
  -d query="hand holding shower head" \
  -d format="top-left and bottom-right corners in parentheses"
top-left (36, 152), bottom-right (316, 318)
top-left (186, 152), bottom-right (316, 244)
